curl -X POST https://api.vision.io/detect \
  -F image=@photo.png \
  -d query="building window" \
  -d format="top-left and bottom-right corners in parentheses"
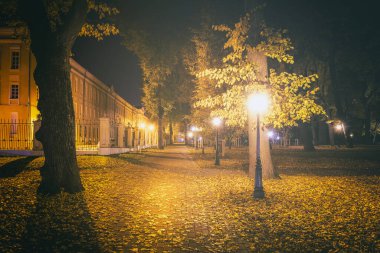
top-left (9, 84), bottom-right (19, 104)
top-left (10, 50), bottom-right (20, 70)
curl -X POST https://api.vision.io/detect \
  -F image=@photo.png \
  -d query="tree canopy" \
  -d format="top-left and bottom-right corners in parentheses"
top-left (193, 13), bottom-right (325, 129)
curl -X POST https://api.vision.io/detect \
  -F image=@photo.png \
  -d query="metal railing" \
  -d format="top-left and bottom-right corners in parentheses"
top-left (0, 119), bottom-right (34, 150)
top-left (75, 120), bottom-right (100, 150)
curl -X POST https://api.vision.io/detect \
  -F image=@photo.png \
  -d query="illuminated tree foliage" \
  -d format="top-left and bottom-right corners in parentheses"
top-left (0, 0), bottom-right (118, 194)
top-left (192, 13), bottom-right (325, 178)
top-left (194, 13), bottom-right (325, 129)
top-left (183, 16), bottom-right (223, 137)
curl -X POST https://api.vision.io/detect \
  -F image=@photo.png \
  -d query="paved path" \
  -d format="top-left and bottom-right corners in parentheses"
top-left (140, 145), bottom-right (202, 173)
top-left (110, 145), bottom-right (250, 252)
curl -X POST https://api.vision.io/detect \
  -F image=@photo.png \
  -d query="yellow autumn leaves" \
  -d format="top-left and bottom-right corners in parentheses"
top-left (194, 13), bottom-right (326, 129)
top-left (0, 148), bottom-right (379, 252)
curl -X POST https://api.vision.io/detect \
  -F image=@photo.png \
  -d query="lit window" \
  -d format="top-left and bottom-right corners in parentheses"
top-left (11, 50), bottom-right (20, 69)
top-left (10, 84), bottom-right (19, 99)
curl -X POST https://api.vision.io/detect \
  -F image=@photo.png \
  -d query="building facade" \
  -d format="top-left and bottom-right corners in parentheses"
top-left (0, 28), bottom-right (156, 152)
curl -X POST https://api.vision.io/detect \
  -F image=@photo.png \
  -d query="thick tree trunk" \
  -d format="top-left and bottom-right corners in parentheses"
top-left (364, 108), bottom-right (372, 144)
top-left (169, 120), bottom-right (174, 145)
top-left (301, 123), bottom-right (315, 151)
top-left (311, 119), bottom-right (319, 146)
top-left (157, 105), bottom-right (165, 149)
top-left (20, 0), bottom-right (88, 194)
top-left (34, 50), bottom-right (83, 194)
top-left (328, 123), bottom-right (335, 146)
top-left (248, 114), bottom-right (277, 179)
top-left (247, 50), bottom-right (278, 179)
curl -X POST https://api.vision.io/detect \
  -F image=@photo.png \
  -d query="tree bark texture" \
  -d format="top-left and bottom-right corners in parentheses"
top-left (364, 107), bottom-right (372, 144)
top-left (21, 0), bottom-right (88, 194)
top-left (247, 50), bottom-right (277, 179)
top-left (248, 114), bottom-right (276, 179)
top-left (169, 120), bottom-right (174, 145)
top-left (157, 104), bottom-right (165, 149)
top-left (33, 50), bottom-right (83, 194)
top-left (301, 123), bottom-right (315, 151)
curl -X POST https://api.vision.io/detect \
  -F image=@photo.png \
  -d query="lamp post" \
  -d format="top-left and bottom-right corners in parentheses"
top-left (247, 92), bottom-right (270, 199)
top-left (212, 117), bottom-right (222, 165)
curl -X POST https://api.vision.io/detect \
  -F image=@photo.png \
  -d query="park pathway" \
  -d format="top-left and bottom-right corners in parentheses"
top-left (97, 144), bottom-right (250, 252)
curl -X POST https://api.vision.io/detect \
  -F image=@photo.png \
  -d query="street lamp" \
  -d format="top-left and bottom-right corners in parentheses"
top-left (212, 117), bottom-right (222, 165)
top-left (247, 92), bottom-right (270, 199)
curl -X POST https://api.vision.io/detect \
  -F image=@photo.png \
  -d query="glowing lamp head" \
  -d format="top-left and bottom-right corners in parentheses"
top-left (267, 131), bottom-right (274, 138)
top-left (350, 133), bottom-right (354, 138)
top-left (335, 124), bottom-right (343, 131)
top-left (149, 124), bottom-right (154, 131)
top-left (247, 92), bottom-right (270, 114)
top-left (212, 117), bottom-right (222, 127)
top-left (187, 132), bottom-right (193, 138)
top-left (139, 123), bottom-right (146, 129)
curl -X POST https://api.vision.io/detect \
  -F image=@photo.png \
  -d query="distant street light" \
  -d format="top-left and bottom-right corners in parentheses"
top-left (191, 126), bottom-right (202, 149)
top-left (212, 117), bottom-right (222, 165)
top-left (247, 92), bottom-right (270, 199)
top-left (335, 123), bottom-right (343, 131)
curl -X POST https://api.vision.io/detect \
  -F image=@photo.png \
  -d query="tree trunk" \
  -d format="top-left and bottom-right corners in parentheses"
top-left (169, 120), bottom-right (173, 145)
top-left (301, 123), bottom-right (315, 151)
top-left (21, 0), bottom-right (88, 194)
top-left (364, 107), bottom-right (372, 144)
top-left (157, 104), bottom-right (164, 149)
top-left (33, 49), bottom-right (83, 194)
top-left (248, 114), bottom-right (277, 179)
top-left (311, 119), bottom-right (319, 146)
top-left (328, 123), bottom-right (335, 146)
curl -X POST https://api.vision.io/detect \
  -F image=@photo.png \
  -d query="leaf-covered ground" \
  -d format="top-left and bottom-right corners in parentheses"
top-left (0, 146), bottom-right (379, 252)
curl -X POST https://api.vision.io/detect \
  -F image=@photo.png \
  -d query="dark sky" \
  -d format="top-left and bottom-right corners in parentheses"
top-left (71, 0), bottom-right (379, 108)
top-left (72, 36), bottom-right (142, 107)
top-left (71, 0), bottom-right (246, 108)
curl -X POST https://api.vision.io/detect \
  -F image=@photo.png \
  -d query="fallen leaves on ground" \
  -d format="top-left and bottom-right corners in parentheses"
top-left (0, 148), bottom-right (379, 252)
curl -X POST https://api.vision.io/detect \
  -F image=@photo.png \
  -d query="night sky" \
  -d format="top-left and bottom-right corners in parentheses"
top-left (71, 0), bottom-right (379, 109)
top-left (71, 0), bottom-right (246, 108)
top-left (72, 36), bottom-right (142, 107)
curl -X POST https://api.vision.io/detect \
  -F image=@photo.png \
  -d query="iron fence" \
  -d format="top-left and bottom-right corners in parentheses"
top-left (0, 119), bottom-right (34, 150)
top-left (75, 120), bottom-right (99, 150)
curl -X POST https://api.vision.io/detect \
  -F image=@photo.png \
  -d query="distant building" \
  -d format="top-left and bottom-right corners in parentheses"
top-left (0, 28), bottom-right (156, 152)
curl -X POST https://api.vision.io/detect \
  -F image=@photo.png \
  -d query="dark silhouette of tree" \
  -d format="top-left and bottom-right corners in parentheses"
top-left (0, 0), bottom-right (118, 194)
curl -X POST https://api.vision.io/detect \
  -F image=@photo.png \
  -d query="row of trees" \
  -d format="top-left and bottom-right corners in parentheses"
top-left (263, 0), bottom-right (380, 145)
top-left (2, 0), bottom-right (378, 193)
top-left (122, 1), bottom-right (380, 178)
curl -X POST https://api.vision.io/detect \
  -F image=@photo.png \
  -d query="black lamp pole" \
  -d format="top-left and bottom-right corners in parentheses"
top-left (215, 127), bottom-right (220, 165)
top-left (253, 114), bottom-right (264, 198)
